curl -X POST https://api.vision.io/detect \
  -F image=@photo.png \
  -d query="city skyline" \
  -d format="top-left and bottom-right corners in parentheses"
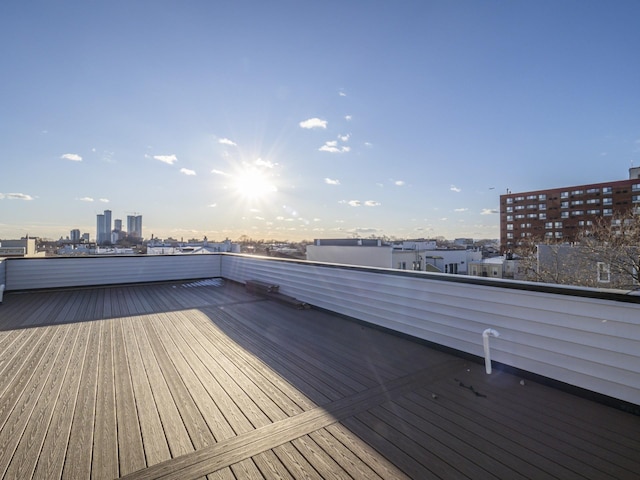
top-left (2, 2), bottom-right (639, 241)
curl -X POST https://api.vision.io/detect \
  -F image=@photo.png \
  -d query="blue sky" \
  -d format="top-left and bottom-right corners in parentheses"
top-left (1, 1), bottom-right (639, 242)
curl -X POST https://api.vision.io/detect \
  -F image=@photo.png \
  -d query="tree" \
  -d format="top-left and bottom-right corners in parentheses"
top-left (514, 210), bottom-right (640, 289)
top-left (576, 211), bottom-right (640, 289)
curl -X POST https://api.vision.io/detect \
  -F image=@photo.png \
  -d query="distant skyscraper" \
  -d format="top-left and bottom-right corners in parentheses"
top-left (96, 214), bottom-right (105, 244)
top-left (127, 214), bottom-right (143, 239)
top-left (96, 209), bottom-right (113, 244)
top-left (114, 219), bottom-right (122, 232)
top-left (70, 229), bottom-right (81, 242)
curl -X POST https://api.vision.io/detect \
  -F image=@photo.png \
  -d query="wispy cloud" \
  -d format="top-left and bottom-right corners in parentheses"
top-left (339, 90), bottom-right (347, 97)
top-left (180, 168), bottom-right (196, 176)
top-left (218, 138), bottom-right (237, 146)
top-left (338, 133), bottom-right (351, 142)
top-left (454, 208), bottom-right (468, 212)
top-left (299, 118), bottom-right (327, 129)
top-left (78, 197), bottom-right (94, 202)
top-left (1, 192), bottom-right (34, 200)
top-left (325, 178), bottom-right (340, 185)
top-left (364, 200), bottom-right (381, 207)
top-left (345, 115), bottom-right (352, 121)
top-left (254, 158), bottom-right (275, 168)
top-left (99, 198), bottom-right (110, 203)
top-left (450, 185), bottom-right (462, 192)
top-left (61, 153), bottom-right (82, 162)
top-left (481, 208), bottom-right (498, 215)
top-left (341, 200), bottom-right (361, 207)
top-left (154, 154), bottom-right (177, 165)
top-left (319, 140), bottom-right (351, 153)
top-left (394, 180), bottom-right (405, 186)
top-left (208, 203), bottom-right (218, 208)
top-left (211, 169), bottom-right (230, 176)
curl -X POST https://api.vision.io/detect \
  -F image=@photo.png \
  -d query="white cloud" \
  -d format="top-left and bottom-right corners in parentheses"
top-left (319, 141), bottom-right (350, 153)
top-left (454, 208), bottom-right (468, 212)
top-left (481, 208), bottom-right (498, 215)
top-left (347, 200), bottom-right (361, 207)
top-left (218, 138), bottom-right (237, 146)
top-left (339, 90), bottom-right (347, 97)
top-left (1, 192), bottom-right (34, 200)
top-left (61, 153), bottom-right (82, 162)
top-left (364, 200), bottom-right (381, 207)
top-left (364, 142), bottom-right (373, 148)
top-left (345, 115), bottom-right (352, 121)
top-left (154, 154), bottom-right (177, 165)
top-left (99, 198), bottom-right (110, 203)
top-left (299, 118), bottom-right (328, 129)
top-left (211, 169), bottom-right (231, 176)
top-left (254, 158), bottom-right (275, 168)
top-left (208, 203), bottom-right (217, 208)
top-left (325, 178), bottom-right (340, 185)
top-left (450, 185), bottom-right (462, 192)
top-left (338, 133), bottom-right (351, 142)
top-left (180, 168), bottom-right (196, 176)
top-left (394, 180), bottom-right (405, 186)
top-left (78, 197), bottom-right (94, 202)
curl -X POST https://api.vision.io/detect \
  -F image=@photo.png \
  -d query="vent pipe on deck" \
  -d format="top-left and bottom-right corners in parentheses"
top-left (482, 328), bottom-right (500, 374)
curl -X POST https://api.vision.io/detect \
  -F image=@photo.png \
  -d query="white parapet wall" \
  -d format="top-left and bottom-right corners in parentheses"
top-left (4, 254), bottom-right (223, 290)
top-left (221, 254), bottom-right (640, 406)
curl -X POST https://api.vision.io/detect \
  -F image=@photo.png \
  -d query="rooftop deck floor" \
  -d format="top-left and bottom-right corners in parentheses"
top-left (0, 280), bottom-right (638, 479)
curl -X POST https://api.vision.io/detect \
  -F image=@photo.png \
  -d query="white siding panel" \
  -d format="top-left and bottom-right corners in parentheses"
top-left (5, 255), bottom-right (222, 291)
top-left (221, 255), bottom-right (640, 405)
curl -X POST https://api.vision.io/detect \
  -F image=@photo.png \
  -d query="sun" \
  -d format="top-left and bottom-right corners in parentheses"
top-left (233, 168), bottom-right (277, 201)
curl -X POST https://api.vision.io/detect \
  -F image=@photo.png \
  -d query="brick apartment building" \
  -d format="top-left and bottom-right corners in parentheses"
top-left (500, 168), bottom-right (640, 252)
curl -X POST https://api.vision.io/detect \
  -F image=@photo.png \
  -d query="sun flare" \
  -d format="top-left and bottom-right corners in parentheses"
top-left (233, 168), bottom-right (277, 201)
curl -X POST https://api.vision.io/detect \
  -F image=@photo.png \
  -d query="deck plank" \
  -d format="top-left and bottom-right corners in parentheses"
top-left (32, 322), bottom-right (92, 479)
top-left (112, 318), bottom-right (146, 475)
top-left (0, 324), bottom-right (77, 479)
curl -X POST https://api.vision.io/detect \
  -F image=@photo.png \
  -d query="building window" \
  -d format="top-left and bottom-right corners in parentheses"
top-left (538, 194), bottom-right (547, 200)
top-left (506, 215), bottom-right (513, 221)
top-left (632, 195), bottom-right (640, 203)
top-left (526, 194), bottom-right (537, 200)
top-left (571, 200), bottom-right (584, 206)
top-left (555, 232), bottom-right (563, 238)
top-left (633, 184), bottom-right (640, 192)
top-left (571, 210), bottom-right (584, 216)
top-left (506, 224), bottom-right (513, 230)
top-left (603, 197), bottom-right (613, 205)
top-left (527, 213), bottom-right (537, 218)
top-left (586, 188), bottom-right (599, 194)
top-left (515, 214), bottom-right (525, 219)
top-left (578, 221), bottom-right (584, 226)
top-left (545, 222), bottom-right (553, 229)
top-left (527, 204), bottom-right (537, 209)
top-left (506, 197), bottom-right (513, 204)
top-left (571, 189), bottom-right (584, 195)
top-left (603, 209), bottom-right (613, 216)
top-left (602, 187), bottom-right (613, 194)
top-left (587, 209), bottom-right (600, 215)
top-left (506, 233), bottom-right (514, 239)
top-left (515, 196), bottom-right (524, 201)
top-left (539, 213), bottom-right (546, 220)
top-left (539, 203), bottom-right (546, 210)
top-left (545, 232), bottom-right (553, 238)
top-left (561, 211), bottom-right (569, 218)
top-left (506, 206), bottom-right (513, 213)
top-left (586, 198), bottom-right (599, 204)
top-left (561, 201), bottom-right (569, 208)
top-left (398, 262), bottom-right (407, 270)
top-left (561, 192), bottom-right (569, 198)
top-left (515, 205), bottom-right (525, 210)
top-left (597, 262), bottom-right (611, 283)
top-left (554, 221), bottom-right (563, 228)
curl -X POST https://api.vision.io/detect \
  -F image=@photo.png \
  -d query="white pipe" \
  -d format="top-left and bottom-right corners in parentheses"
top-left (483, 328), bottom-right (500, 374)
top-left (0, 284), bottom-right (4, 304)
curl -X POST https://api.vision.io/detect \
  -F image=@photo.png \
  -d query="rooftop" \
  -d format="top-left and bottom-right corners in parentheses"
top-left (1, 277), bottom-right (639, 479)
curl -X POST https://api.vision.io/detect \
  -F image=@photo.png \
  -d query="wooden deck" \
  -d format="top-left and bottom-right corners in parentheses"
top-left (0, 279), bottom-right (638, 479)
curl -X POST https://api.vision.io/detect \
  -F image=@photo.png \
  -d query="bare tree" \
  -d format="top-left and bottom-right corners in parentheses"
top-left (576, 211), bottom-right (640, 289)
